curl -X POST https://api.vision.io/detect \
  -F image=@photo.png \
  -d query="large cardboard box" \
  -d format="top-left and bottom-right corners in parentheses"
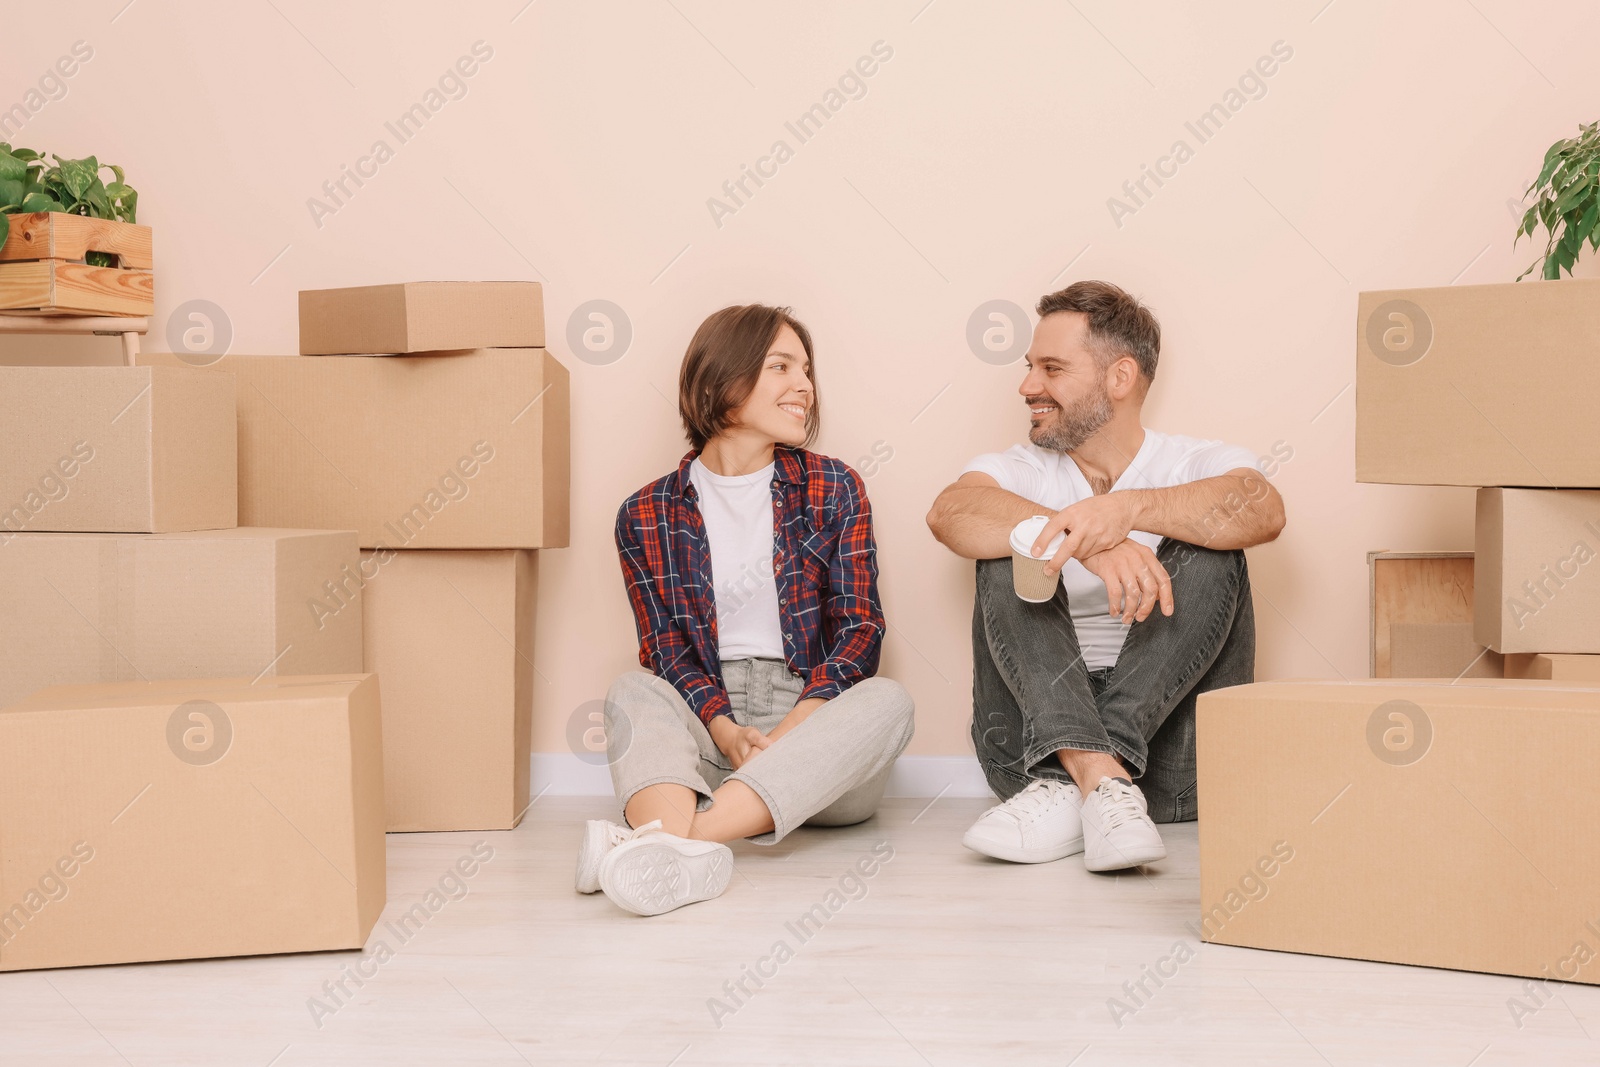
top-left (1504, 653), bottom-right (1600, 682)
top-left (0, 674), bottom-right (385, 970)
top-left (1368, 550), bottom-right (1500, 678)
top-left (1473, 488), bottom-right (1600, 654)
top-left (0, 528), bottom-right (362, 707)
top-left (1197, 678), bottom-right (1600, 985)
top-left (299, 281), bottom-right (545, 355)
top-left (0, 366), bottom-right (235, 534)
top-left (141, 350), bottom-right (569, 549)
top-left (1356, 278), bottom-right (1600, 486)
top-left (362, 549), bottom-right (534, 831)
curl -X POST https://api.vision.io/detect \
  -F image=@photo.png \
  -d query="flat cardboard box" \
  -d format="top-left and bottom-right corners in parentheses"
top-left (299, 281), bottom-right (545, 355)
top-left (1356, 278), bottom-right (1600, 486)
top-left (1197, 678), bottom-right (1600, 985)
top-left (0, 528), bottom-right (362, 708)
top-left (1367, 551), bottom-right (1500, 678)
top-left (362, 549), bottom-right (534, 831)
top-left (1504, 653), bottom-right (1600, 682)
top-left (1473, 488), bottom-right (1600, 654)
top-left (139, 350), bottom-right (569, 550)
top-left (0, 674), bottom-right (384, 970)
top-left (0, 366), bottom-right (235, 534)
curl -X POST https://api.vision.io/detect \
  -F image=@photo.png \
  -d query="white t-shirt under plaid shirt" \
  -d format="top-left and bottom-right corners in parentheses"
top-left (961, 429), bottom-right (1260, 670)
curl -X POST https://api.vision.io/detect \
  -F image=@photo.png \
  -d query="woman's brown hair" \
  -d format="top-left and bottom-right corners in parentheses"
top-left (677, 304), bottom-right (819, 451)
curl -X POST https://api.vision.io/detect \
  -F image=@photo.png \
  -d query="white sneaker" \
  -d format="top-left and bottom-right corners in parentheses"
top-left (597, 826), bottom-right (734, 916)
top-left (961, 779), bottom-right (1084, 863)
top-left (575, 819), bottom-right (647, 894)
top-left (1080, 776), bottom-right (1166, 872)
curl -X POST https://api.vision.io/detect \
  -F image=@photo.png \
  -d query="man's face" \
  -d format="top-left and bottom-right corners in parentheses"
top-left (1018, 312), bottom-right (1112, 453)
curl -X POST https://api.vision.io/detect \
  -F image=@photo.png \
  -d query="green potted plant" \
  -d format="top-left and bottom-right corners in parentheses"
top-left (0, 144), bottom-right (150, 315)
top-left (1515, 121), bottom-right (1600, 280)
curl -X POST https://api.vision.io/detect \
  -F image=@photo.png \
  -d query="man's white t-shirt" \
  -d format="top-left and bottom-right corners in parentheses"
top-left (961, 430), bottom-right (1261, 671)
top-left (689, 458), bottom-right (786, 662)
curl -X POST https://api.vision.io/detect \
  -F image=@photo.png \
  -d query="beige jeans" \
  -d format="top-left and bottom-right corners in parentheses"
top-left (603, 658), bottom-right (915, 844)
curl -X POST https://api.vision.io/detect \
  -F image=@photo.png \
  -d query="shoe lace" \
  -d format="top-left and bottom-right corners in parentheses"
top-left (1094, 781), bottom-right (1144, 831)
top-left (616, 819), bottom-right (663, 844)
top-left (1003, 779), bottom-right (1071, 817)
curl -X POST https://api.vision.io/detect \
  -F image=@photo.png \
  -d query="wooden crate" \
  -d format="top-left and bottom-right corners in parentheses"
top-left (0, 212), bottom-right (153, 315)
top-left (1368, 550), bottom-right (1502, 679)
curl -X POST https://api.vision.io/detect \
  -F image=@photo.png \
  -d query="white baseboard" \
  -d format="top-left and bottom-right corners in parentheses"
top-left (529, 753), bottom-right (995, 799)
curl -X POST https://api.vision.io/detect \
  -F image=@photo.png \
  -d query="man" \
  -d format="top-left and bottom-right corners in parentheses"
top-left (926, 280), bottom-right (1284, 873)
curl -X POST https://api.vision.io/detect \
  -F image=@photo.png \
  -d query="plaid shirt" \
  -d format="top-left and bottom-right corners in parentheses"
top-left (614, 446), bottom-right (885, 724)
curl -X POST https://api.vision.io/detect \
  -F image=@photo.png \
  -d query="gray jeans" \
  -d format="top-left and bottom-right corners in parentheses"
top-left (970, 540), bottom-right (1255, 823)
top-left (603, 659), bottom-right (916, 844)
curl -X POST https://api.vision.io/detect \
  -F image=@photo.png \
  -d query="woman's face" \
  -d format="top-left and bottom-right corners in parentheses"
top-left (725, 324), bottom-right (813, 448)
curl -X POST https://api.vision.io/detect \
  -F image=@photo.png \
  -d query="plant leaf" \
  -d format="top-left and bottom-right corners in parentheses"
top-left (53, 155), bottom-right (95, 199)
top-left (1579, 199), bottom-right (1600, 242)
top-left (18, 191), bottom-right (59, 212)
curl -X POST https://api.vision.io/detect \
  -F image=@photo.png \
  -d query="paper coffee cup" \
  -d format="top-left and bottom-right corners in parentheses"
top-left (1010, 516), bottom-right (1065, 603)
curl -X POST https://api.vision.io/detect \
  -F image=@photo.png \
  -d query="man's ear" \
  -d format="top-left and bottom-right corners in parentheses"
top-left (1107, 355), bottom-right (1141, 401)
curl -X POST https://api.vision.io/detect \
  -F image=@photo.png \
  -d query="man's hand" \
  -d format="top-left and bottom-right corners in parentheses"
top-left (1079, 539), bottom-right (1173, 623)
top-left (707, 715), bottom-right (771, 770)
top-left (1038, 493), bottom-right (1137, 577)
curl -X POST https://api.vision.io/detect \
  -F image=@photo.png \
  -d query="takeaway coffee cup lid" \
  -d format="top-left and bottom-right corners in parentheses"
top-left (1010, 516), bottom-right (1065, 560)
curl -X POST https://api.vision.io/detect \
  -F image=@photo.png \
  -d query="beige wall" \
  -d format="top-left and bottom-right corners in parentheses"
top-left (5, 1), bottom-right (1595, 756)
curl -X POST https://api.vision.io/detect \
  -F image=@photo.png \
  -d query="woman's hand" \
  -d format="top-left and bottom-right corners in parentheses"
top-left (708, 715), bottom-right (771, 770)
top-left (766, 696), bottom-right (825, 744)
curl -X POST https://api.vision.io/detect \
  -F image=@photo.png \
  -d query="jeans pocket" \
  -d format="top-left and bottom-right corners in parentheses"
top-left (1169, 780), bottom-right (1198, 823)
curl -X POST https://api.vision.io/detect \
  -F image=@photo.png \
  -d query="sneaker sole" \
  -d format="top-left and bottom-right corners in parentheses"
top-left (600, 841), bottom-right (733, 916)
top-left (1084, 841), bottom-right (1167, 872)
top-left (961, 830), bottom-right (1085, 864)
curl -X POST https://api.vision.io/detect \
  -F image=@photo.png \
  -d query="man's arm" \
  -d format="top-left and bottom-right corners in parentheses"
top-left (1126, 469), bottom-right (1286, 550)
top-left (1034, 468), bottom-right (1285, 571)
top-left (925, 471), bottom-right (1047, 560)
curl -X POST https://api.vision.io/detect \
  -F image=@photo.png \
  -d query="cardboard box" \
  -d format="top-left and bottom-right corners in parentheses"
top-left (0, 366), bottom-right (235, 534)
top-left (0, 674), bottom-right (384, 970)
top-left (1197, 678), bottom-right (1600, 985)
top-left (1368, 551), bottom-right (1500, 678)
top-left (1473, 488), bottom-right (1600, 654)
top-left (1356, 278), bottom-right (1600, 486)
top-left (1504, 653), bottom-right (1600, 682)
top-left (299, 281), bottom-right (545, 355)
top-left (362, 549), bottom-right (534, 831)
top-left (140, 350), bottom-right (569, 550)
top-left (0, 528), bottom-right (362, 708)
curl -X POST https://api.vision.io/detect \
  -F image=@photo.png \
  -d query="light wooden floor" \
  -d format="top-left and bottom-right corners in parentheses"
top-left (4, 796), bottom-right (1597, 1065)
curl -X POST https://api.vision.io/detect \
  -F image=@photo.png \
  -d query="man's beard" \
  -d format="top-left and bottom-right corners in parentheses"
top-left (1028, 388), bottom-right (1113, 453)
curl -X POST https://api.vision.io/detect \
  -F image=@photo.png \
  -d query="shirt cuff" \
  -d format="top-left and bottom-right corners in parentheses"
top-left (694, 689), bottom-right (733, 724)
top-left (798, 677), bottom-right (844, 704)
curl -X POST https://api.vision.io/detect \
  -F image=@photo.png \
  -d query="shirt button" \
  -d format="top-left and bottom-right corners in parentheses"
top-left (774, 499), bottom-right (783, 508)
top-left (780, 598), bottom-right (787, 605)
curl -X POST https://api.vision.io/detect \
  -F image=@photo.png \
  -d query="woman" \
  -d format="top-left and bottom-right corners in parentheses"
top-left (577, 303), bottom-right (914, 916)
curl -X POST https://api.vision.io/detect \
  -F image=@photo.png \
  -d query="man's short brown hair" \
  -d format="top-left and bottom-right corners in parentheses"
top-left (678, 304), bottom-right (818, 451)
top-left (1036, 280), bottom-right (1160, 384)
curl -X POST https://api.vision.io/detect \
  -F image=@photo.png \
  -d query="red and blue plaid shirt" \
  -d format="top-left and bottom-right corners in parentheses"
top-left (614, 446), bottom-right (885, 723)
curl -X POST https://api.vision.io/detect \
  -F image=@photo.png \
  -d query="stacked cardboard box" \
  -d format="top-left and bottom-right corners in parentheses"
top-left (1199, 278), bottom-right (1600, 984)
top-left (1, 675), bottom-right (385, 971)
top-left (145, 281), bottom-right (568, 833)
top-left (0, 362), bottom-right (380, 970)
